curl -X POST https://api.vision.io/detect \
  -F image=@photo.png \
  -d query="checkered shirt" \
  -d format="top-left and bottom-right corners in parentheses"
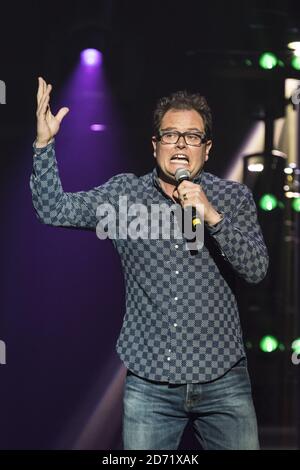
top-left (30, 140), bottom-right (268, 384)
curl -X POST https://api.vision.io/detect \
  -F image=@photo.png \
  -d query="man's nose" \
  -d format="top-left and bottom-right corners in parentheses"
top-left (176, 135), bottom-right (187, 147)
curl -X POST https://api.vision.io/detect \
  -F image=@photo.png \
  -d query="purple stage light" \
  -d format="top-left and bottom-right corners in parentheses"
top-left (90, 124), bottom-right (106, 132)
top-left (81, 49), bottom-right (102, 66)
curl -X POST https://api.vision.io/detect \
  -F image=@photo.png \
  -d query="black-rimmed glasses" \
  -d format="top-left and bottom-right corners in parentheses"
top-left (157, 131), bottom-right (207, 147)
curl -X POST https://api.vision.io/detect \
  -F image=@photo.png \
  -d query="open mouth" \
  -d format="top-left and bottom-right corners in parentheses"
top-left (170, 154), bottom-right (189, 164)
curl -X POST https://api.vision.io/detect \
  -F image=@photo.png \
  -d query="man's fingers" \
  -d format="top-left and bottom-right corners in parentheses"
top-left (37, 79), bottom-right (51, 106)
top-left (37, 84), bottom-right (52, 115)
top-left (37, 77), bottom-right (46, 107)
top-left (37, 77), bottom-right (43, 106)
top-left (37, 92), bottom-right (49, 114)
top-left (37, 87), bottom-right (47, 114)
top-left (36, 77), bottom-right (69, 126)
top-left (177, 181), bottom-right (199, 191)
top-left (181, 189), bottom-right (202, 197)
top-left (46, 104), bottom-right (52, 119)
top-left (41, 94), bottom-right (50, 115)
top-left (55, 107), bottom-right (69, 124)
top-left (172, 188), bottom-right (180, 201)
top-left (37, 93), bottom-right (50, 118)
top-left (177, 181), bottom-right (203, 194)
top-left (175, 187), bottom-right (203, 206)
top-left (38, 77), bottom-right (46, 104)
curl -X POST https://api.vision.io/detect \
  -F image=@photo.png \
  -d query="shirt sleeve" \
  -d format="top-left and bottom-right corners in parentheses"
top-left (206, 185), bottom-right (269, 284)
top-left (30, 140), bottom-right (132, 230)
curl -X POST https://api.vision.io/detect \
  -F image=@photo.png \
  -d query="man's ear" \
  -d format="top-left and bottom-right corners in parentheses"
top-left (152, 136), bottom-right (157, 158)
top-left (205, 140), bottom-right (212, 162)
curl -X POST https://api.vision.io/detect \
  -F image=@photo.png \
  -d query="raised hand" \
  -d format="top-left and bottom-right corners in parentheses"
top-left (35, 77), bottom-right (69, 148)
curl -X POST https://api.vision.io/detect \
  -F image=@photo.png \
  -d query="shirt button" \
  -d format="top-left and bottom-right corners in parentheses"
top-left (175, 270), bottom-right (179, 274)
top-left (168, 349), bottom-right (171, 352)
top-left (175, 244), bottom-right (179, 249)
top-left (167, 357), bottom-right (171, 361)
top-left (174, 297), bottom-right (178, 301)
top-left (174, 323), bottom-right (177, 327)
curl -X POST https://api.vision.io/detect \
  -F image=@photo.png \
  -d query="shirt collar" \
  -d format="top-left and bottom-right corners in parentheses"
top-left (152, 166), bottom-right (203, 190)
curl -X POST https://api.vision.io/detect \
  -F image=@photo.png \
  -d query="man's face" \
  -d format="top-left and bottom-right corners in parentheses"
top-left (152, 108), bottom-right (212, 182)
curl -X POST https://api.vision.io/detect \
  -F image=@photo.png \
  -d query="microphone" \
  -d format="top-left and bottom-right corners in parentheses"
top-left (175, 168), bottom-right (201, 229)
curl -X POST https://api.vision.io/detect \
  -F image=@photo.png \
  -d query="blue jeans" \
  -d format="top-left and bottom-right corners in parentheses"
top-left (123, 359), bottom-right (259, 450)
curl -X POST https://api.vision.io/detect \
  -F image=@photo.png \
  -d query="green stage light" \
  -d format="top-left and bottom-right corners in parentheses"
top-left (259, 52), bottom-right (278, 70)
top-left (259, 336), bottom-right (279, 353)
top-left (291, 56), bottom-right (300, 71)
top-left (259, 194), bottom-right (278, 211)
top-left (292, 197), bottom-right (300, 212)
top-left (291, 338), bottom-right (300, 354)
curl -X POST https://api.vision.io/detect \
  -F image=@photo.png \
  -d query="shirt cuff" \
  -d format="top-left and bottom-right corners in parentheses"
top-left (207, 214), bottom-right (246, 261)
top-left (205, 212), bottom-right (226, 234)
top-left (32, 139), bottom-right (56, 176)
top-left (33, 138), bottom-right (55, 155)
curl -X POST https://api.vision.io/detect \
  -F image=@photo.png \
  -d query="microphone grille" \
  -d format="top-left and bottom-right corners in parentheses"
top-left (175, 168), bottom-right (191, 182)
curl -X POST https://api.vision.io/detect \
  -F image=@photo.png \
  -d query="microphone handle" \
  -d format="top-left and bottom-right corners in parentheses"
top-left (192, 207), bottom-right (201, 228)
top-left (177, 178), bottom-right (201, 229)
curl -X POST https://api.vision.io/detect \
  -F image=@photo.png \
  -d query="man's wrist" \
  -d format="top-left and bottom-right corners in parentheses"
top-left (205, 209), bottom-right (224, 227)
top-left (34, 138), bottom-right (53, 149)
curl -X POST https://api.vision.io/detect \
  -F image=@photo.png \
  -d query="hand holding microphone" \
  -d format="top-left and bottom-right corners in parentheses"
top-left (173, 168), bottom-right (223, 227)
top-left (174, 168), bottom-right (202, 229)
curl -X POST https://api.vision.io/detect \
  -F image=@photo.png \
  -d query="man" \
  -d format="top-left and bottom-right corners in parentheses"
top-left (31, 77), bottom-right (268, 450)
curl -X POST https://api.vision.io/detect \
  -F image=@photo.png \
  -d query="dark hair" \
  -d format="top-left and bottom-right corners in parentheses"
top-left (153, 90), bottom-right (212, 140)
